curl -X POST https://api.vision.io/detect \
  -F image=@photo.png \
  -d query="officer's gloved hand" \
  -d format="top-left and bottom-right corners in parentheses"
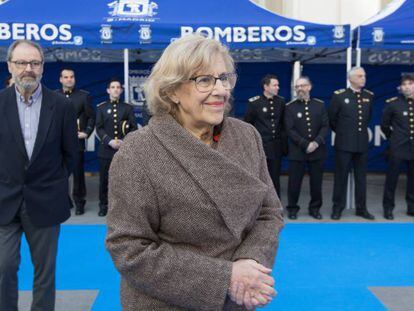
top-left (306, 142), bottom-right (319, 154)
top-left (78, 132), bottom-right (88, 139)
top-left (108, 139), bottom-right (121, 150)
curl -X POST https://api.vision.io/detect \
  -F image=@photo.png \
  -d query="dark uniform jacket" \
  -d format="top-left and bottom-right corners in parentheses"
top-left (244, 94), bottom-right (287, 159)
top-left (381, 95), bottom-right (414, 160)
top-left (328, 87), bottom-right (374, 153)
top-left (96, 100), bottom-right (138, 159)
top-left (55, 88), bottom-right (95, 151)
top-left (285, 98), bottom-right (329, 161)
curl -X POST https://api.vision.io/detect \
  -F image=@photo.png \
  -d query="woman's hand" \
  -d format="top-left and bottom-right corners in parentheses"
top-left (229, 259), bottom-right (277, 309)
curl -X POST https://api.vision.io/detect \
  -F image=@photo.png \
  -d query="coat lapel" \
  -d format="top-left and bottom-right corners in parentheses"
top-left (4, 87), bottom-right (29, 162)
top-left (149, 114), bottom-right (269, 238)
top-left (30, 86), bottom-right (55, 165)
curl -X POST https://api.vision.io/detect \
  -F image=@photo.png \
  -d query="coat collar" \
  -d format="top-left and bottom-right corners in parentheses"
top-left (4, 85), bottom-right (55, 165)
top-left (149, 114), bottom-right (269, 238)
top-left (4, 86), bottom-right (28, 161)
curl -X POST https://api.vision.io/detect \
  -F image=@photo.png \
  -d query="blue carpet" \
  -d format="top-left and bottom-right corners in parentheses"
top-left (18, 223), bottom-right (414, 310)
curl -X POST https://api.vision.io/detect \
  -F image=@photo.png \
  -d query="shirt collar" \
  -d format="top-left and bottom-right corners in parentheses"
top-left (15, 84), bottom-right (42, 106)
top-left (63, 88), bottom-right (73, 96)
top-left (349, 86), bottom-right (362, 94)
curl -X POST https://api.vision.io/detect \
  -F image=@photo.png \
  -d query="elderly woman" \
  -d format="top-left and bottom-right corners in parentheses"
top-left (105, 34), bottom-right (284, 311)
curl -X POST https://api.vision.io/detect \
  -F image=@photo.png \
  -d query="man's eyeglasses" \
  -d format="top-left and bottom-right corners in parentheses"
top-left (9, 60), bottom-right (43, 69)
top-left (295, 84), bottom-right (310, 89)
top-left (190, 73), bottom-right (237, 93)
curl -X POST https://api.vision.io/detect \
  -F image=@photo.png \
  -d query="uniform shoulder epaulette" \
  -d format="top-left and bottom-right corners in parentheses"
top-left (248, 95), bottom-right (260, 102)
top-left (385, 96), bottom-right (398, 103)
top-left (313, 98), bottom-right (324, 103)
top-left (334, 89), bottom-right (346, 95)
top-left (286, 99), bottom-right (296, 106)
top-left (97, 101), bottom-right (106, 107)
top-left (364, 89), bottom-right (374, 96)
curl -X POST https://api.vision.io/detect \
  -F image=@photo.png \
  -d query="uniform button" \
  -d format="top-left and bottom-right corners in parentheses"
top-left (114, 125), bottom-right (118, 129)
top-left (308, 134), bottom-right (312, 138)
top-left (113, 109), bottom-right (117, 113)
top-left (114, 131), bottom-right (118, 135)
top-left (358, 100), bottom-right (361, 103)
top-left (411, 130), bottom-right (414, 134)
top-left (305, 106), bottom-right (309, 110)
top-left (66, 94), bottom-right (69, 98)
top-left (308, 129), bottom-right (311, 132)
top-left (307, 123), bottom-right (311, 126)
top-left (306, 118), bottom-right (310, 121)
top-left (358, 128), bottom-right (362, 131)
top-left (271, 113), bottom-right (274, 116)
top-left (359, 116), bottom-right (362, 120)
top-left (271, 124), bottom-right (275, 127)
top-left (270, 107), bottom-right (274, 110)
top-left (358, 122), bottom-right (362, 125)
top-left (305, 112), bottom-right (309, 115)
top-left (114, 114), bottom-right (117, 117)
top-left (272, 130), bottom-right (276, 134)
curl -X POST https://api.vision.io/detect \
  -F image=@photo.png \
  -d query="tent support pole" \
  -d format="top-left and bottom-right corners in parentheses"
top-left (356, 48), bottom-right (362, 67)
top-left (291, 61), bottom-right (301, 98)
top-left (124, 48), bottom-right (130, 103)
top-left (345, 46), bottom-right (355, 210)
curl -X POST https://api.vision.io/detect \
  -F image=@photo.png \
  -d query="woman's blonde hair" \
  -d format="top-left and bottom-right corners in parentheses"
top-left (144, 34), bottom-right (235, 117)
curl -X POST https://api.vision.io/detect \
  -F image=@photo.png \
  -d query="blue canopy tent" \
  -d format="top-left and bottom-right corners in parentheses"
top-left (0, 0), bottom-right (352, 98)
top-left (0, 0), bottom-right (350, 49)
top-left (356, 0), bottom-right (414, 62)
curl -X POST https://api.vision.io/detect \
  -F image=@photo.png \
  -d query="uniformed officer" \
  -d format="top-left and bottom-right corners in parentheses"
top-left (244, 74), bottom-right (287, 196)
top-left (328, 66), bottom-right (375, 220)
top-left (285, 76), bottom-right (329, 220)
top-left (96, 79), bottom-right (137, 216)
top-left (381, 74), bottom-right (414, 220)
top-left (56, 68), bottom-right (95, 215)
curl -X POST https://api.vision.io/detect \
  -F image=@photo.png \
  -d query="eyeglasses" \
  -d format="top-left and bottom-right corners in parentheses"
top-left (295, 84), bottom-right (310, 89)
top-left (9, 60), bottom-right (43, 69)
top-left (190, 73), bottom-right (237, 93)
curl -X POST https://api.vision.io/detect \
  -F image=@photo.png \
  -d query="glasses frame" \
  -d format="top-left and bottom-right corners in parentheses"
top-left (9, 60), bottom-right (43, 69)
top-left (189, 73), bottom-right (237, 93)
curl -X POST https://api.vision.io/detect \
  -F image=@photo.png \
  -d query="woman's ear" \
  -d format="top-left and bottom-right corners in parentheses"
top-left (168, 91), bottom-right (180, 104)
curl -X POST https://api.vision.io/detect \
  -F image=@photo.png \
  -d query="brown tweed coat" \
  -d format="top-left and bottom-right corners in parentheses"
top-left (105, 114), bottom-right (284, 311)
